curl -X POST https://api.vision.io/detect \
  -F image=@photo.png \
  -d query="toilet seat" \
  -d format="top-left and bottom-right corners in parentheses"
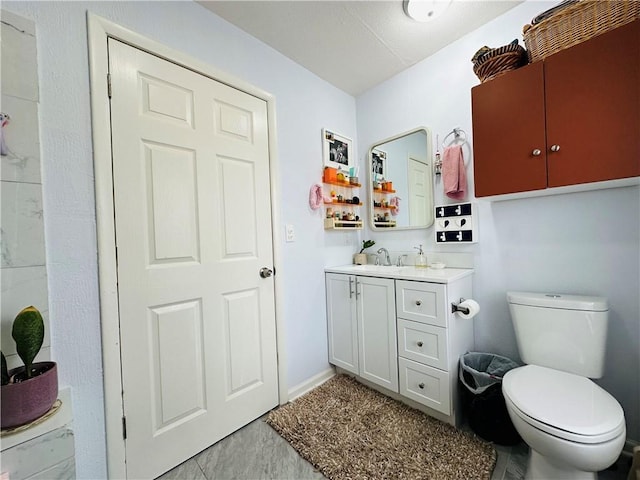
top-left (503, 365), bottom-right (625, 444)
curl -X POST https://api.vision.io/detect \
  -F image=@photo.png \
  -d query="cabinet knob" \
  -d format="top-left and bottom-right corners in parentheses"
top-left (418, 383), bottom-right (425, 389)
top-left (415, 300), bottom-right (422, 306)
top-left (417, 341), bottom-right (423, 347)
top-left (532, 149), bottom-right (541, 156)
top-left (550, 144), bottom-right (561, 152)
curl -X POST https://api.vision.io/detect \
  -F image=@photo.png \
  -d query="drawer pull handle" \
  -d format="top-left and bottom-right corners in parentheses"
top-left (418, 383), bottom-right (425, 389)
top-left (417, 341), bottom-right (423, 347)
top-left (415, 300), bottom-right (422, 306)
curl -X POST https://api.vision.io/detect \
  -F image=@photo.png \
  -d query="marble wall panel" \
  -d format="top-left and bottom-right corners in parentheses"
top-left (1, 181), bottom-right (45, 268)
top-left (1, 94), bottom-right (41, 183)
top-left (0, 10), bottom-right (38, 101)
top-left (1, 428), bottom-right (75, 479)
top-left (0, 11), bottom-right (50, 366)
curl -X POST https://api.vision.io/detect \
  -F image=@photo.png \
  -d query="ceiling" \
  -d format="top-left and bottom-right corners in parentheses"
top-left (199, 0), bottom-right (522, 96)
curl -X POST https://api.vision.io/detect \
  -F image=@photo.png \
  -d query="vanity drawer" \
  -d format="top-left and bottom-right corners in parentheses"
top-left (397, 319), bottom-right (448, 370)
top-left (395, 280), bottom-right (446, 327)
top-left (399, 357), bottom-right (450, 415)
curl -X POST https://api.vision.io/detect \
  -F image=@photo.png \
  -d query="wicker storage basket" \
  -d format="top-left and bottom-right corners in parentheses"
top-left (473, 44), bottom-right (528, 83)
top-left (523, 1), bottom-right (640, 62)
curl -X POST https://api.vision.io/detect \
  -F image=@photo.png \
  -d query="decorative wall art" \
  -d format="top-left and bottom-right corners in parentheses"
top-left (322, 128), bottom-right (353, 171)
top-left (371, 148), bottom-right (387, 179)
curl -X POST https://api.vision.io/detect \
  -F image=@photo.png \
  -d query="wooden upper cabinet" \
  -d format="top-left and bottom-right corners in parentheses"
top-left (545, 19), bottom-right (640, 187)
top-left (472, 19), bottom-right (640, 197)
top-left (471, 62), bottom-right (547, 197)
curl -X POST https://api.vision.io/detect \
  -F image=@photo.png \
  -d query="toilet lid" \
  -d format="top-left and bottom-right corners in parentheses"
top-left (503, 365), bottom-right (625, 443)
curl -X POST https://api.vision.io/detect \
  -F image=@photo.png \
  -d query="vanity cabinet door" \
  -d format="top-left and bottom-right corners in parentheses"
top-left (356, 276), bottom-right (398, 392)
top-left (325, 273), bottom-right (359, 375)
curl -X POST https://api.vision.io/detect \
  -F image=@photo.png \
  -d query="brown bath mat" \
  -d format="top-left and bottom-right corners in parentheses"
top-left (267, 374), bottom-right (496, 480)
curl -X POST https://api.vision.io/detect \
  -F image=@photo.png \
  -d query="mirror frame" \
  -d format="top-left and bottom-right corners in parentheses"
top-left (367, 126), bottom-right (434, 231)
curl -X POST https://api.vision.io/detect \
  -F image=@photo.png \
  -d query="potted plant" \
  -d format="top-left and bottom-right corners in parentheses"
top-left (1, 306), bottom-right (58, 429)
top-left (353, 239), bottom-right (375, 265)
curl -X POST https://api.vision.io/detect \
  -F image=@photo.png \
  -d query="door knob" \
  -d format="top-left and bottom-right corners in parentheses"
top-left (415, 300), bottom-right (422, 306)
top-left (418, 383), bottom-right (425, 389)
top-left (417, 341), bottom-right (423, 347)
top-left (532, 149), bottom-right (541, 156)
top-left (550, 144), bottom-right (560, 152)
top-left (259, 267), bottom-right (273, 278)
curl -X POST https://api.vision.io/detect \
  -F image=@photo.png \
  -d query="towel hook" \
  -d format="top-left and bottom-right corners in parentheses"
top-left (442, 127), bottom-right (467, 149)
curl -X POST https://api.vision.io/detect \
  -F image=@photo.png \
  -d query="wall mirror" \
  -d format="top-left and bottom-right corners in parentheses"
top-left (368, 127), bottom-right (434, 230)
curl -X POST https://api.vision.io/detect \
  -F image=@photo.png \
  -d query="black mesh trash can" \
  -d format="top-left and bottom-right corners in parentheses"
top-left (459, 352), bottom-right (522, 445)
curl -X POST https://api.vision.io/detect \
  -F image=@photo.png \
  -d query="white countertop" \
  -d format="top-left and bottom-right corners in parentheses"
top-left (324, 264), bottom-right (474, 284)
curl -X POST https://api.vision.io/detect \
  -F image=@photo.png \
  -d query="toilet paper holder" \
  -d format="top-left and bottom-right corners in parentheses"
top-left (451, 298), bottom-right (470, 315)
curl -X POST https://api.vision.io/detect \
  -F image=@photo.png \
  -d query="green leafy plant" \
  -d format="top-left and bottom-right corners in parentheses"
top-left (359, 240), bottom-right (375, 254)
top-left (1, 306), bottom-right (45, 385)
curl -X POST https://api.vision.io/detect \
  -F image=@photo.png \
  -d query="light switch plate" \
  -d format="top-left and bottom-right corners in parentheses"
top-left (285, 224), bottom-right (296, 242)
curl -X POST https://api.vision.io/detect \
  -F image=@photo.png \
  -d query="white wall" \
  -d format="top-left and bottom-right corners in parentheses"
top-left (4, 1), bottom-right (638, 476)
top-left (356, 1), bottom-right (639, 444)
top-left (2, 2), bottom-right (354, 477)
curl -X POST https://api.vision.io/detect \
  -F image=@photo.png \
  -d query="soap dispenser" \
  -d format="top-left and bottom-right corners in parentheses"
top-left (414, 244), bottom-right (428, 268)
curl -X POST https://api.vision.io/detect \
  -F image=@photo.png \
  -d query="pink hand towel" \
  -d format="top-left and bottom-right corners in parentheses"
top-left (390, 196), bottom-right (400, 216)
top-left (442, 145), bottom-right (467, 200)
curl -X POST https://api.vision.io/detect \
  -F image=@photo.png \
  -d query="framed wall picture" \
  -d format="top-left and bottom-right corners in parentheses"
top-left (323, 128), bottom-right (353, 171)
top-left (371, 148), bottom-right (387, 179)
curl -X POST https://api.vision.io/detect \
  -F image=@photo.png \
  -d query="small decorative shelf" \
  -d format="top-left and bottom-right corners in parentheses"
top-left (373, 205), bottom-right (396, 211)
top-left (325, 201), bottom-right (363, 206)
top-left (373, 221), bottom-right (397, 228)
top-left (322, 175), bottom-right (362, 230)
top-left (324, 179), bottom-right (361, 188)
top-left (324, 218), bottom-right (363, 230)
top-left (373, 188), bottom-right (396, 194)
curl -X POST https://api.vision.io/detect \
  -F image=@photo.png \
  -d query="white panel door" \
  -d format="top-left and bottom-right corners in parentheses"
top-left (356, 276), bottom-right (398, 392)
top-left (325, 273), bottom-right (358, 374)
top-left (407, 157), bottom-right (433, 226)
top-left (108, 39), bottom-right (278, 479)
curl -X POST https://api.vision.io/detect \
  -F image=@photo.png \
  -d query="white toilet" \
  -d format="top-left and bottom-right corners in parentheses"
top-left (502, 291), bottom-right (626, 480)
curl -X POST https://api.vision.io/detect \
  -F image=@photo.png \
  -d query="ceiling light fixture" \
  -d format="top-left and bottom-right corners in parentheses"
top-left (403, 0), bottom-right (452, 23)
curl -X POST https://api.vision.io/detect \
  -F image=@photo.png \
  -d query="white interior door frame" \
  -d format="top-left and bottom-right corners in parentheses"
top-left (87, 13), bottom-right (288, 478)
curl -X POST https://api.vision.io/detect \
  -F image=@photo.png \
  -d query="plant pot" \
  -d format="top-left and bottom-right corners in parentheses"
top-left (353, 253), bottom-right (367, 265)
top-left (1, 361), bottom-right (58, 429)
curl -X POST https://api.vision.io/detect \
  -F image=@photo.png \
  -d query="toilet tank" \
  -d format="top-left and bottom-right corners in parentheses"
top-left (507, 291), bottom-right (609, 378)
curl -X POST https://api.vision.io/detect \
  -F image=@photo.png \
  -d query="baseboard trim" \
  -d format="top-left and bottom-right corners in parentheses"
top-left (287, 367), bottom-right (336, 402)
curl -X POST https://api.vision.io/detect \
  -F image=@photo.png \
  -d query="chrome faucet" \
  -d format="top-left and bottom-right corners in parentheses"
top-left (396, 254), bottom-right (408, 267)
top-left (377, 247), bottom-right (392, 266)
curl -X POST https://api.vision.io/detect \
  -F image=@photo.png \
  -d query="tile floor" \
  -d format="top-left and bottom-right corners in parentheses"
top-left (158, 415), bottom-right (631, 480)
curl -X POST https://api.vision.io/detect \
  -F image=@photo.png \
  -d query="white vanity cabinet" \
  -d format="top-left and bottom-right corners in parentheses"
top-left (325, 273), bottom-right (398, 392)
top-left (325, 265), bottom-right (474, 427)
